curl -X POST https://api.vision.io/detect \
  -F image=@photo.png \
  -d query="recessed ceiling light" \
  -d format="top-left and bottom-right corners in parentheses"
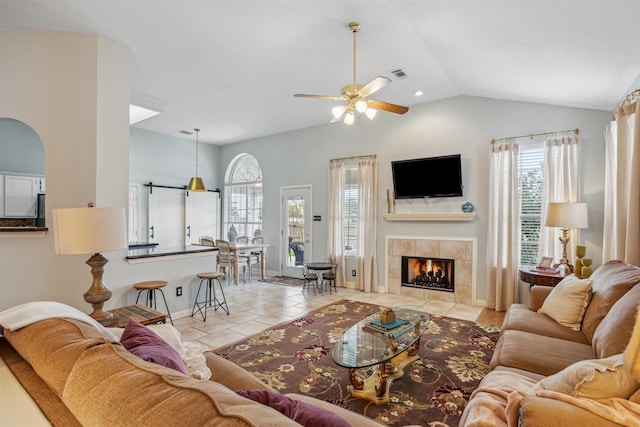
top-left (414, 90), bottom-right (424, 97)
top-left (129, 104), bottom-right (160, 124)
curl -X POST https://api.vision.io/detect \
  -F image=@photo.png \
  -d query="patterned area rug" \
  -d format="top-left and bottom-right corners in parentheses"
top-left (259, 275), bottom-right (305, 286)
top-left (214, 299), bottom-right (500, 426)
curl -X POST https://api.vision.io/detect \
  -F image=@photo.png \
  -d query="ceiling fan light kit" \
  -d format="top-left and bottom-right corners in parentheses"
top-left (294, 21), bottom-right (409, 125)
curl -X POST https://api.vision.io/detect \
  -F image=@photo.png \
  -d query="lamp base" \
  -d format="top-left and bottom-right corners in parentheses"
top-left (84, 253), bottom-right (117, 326)
top-left (553, 227), bottom-right (574, 273)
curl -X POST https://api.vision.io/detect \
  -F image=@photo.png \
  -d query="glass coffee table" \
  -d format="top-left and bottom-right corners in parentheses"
top-left (331, 306), bottom-right (430, 405)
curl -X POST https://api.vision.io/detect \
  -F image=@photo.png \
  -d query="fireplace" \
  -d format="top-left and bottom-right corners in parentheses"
top-left (401, 256), bottom-right (454, 292)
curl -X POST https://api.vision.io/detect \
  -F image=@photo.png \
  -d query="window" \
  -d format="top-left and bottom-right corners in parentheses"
top-left (343, 164), bottom-right (358, 256)
top-left (224, 154), bottom-right (262, 237)
top-left (518, 143), bottom-right (544, 265)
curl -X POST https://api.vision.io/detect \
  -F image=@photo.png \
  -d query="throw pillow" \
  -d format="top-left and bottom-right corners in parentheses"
top-left (236, 390), bottom-right (350, 427)
top-left (120, 319), bottom-right (188, 375)
top-left (624, 305), bottom-right (640, 380)
top-left (538, 274), bottom-right (593, 330)
top-left (531, 353), bottom-right (639, 399)
top-left (182, 341), bottom-right (212, 380)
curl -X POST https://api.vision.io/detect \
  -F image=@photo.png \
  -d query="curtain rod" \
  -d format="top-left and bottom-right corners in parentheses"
top-left (622, 88), bottom-right (640, 106)
top-left (330, 154), bottom-right (377, 163)
top-left (491, 128), bottom-right (579, 145)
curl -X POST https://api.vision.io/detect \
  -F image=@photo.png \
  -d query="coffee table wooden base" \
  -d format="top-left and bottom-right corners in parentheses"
top-left (347, 338), bottom-right (421, 405)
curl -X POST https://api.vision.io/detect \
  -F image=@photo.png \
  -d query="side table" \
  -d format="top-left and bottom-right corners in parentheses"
top-left (107, 304), bottom-right (167, 328)
top-left (518, 267), bottom-right (574, 288)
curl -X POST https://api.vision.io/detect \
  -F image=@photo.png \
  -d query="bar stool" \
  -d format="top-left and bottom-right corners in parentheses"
top-left (133, 280), bottom-right (174, 325)
top-left (191, 272), bottom-right (229, 321)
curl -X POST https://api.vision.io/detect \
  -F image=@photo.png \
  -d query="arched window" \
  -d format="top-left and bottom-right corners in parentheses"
top-left (224, 154), bottom-right (263, 238)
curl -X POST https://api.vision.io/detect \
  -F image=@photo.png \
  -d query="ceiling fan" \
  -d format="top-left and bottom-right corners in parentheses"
top-left (294, 22), bottom-right (409, 125)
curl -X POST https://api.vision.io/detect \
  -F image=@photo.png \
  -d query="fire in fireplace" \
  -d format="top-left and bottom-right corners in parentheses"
top-left (401, 256), bottom-right (454, 292)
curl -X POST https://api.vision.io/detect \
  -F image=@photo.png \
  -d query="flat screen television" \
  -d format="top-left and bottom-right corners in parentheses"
top-left (392, 154), bottom-right (463, 199)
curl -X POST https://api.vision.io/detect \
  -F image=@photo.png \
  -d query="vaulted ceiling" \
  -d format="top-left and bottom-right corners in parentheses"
top-left (2, 1), bottom-right (639, 144)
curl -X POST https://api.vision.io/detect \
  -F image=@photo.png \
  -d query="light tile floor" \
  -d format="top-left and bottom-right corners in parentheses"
top-left (173, 279), bottom-right (484, 351)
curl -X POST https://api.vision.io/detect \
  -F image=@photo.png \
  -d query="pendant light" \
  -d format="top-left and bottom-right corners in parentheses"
top-left (187, 128), bottom-right (206, 192)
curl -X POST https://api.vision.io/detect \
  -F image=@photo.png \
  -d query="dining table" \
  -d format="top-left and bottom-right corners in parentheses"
top-left (229, 242), bottom-right (269, 284)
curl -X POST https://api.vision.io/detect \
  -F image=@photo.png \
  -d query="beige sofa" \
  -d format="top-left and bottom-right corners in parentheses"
top-left (460, 260), bottom-right (640, 426)
top-left (1, 316), bottom-right (380, 426)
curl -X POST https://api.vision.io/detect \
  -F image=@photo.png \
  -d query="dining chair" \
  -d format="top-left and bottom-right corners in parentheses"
top-left (235, 235), bottom-right (260, 280)
top-left (302, 259), bottom-right (320, 295)
top-left (215, 239), bottom-right (248, 284)
top-left (249, 236), bottom-right (264, 278)
top-left (199, 235), bottom-right (215, 246)
top-left (322, 257), bottom-right (337, 294)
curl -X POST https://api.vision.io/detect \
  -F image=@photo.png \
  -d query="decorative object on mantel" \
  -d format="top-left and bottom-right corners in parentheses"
top-left (52, 203), bottom-right (127, 326)
top-left (461, 202), bottom-right (474, 213)
top-left (544, 202), bottom-right (588, 273)
top-left (386, 189), bottom-right (396, 214)
top-left (187, 128), bottom-right (206, 192)
top-left (227, 225), bottom-right (238, 242)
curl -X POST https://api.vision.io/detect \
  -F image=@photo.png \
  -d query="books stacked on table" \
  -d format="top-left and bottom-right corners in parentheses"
top-left (363, 318), bottom-right (413, 337)
top-left (532, 266), bottom-right (561, 275)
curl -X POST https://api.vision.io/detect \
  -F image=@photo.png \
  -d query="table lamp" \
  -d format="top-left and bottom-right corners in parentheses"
top-left (53, 204), bottom-right (127, 326)
top-left (544, 202), bottom-right (588, 273)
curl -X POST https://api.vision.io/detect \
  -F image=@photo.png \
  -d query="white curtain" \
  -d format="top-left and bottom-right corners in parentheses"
top-left (327, 161), bottom-right (346, 286)
top-left (603, 99), bottom-right (640, 264)
top-left (538, 136), bottom-right (581, 265)
top-left (356, 158), bottom-right (378, 292)
top-left (486, 140), bottom-right (520, 311)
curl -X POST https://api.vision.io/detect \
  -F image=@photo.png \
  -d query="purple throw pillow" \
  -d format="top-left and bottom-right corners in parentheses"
top-left (236, 390), bottom-right (350, 427)
top-left (120, 319), bottom-right (188, 375)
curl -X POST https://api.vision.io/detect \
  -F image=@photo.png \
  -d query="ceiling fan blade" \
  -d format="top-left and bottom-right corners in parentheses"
top-left (294, 94), bottom-right (344, 100)
top-left (358, 76), bottom-right (391, 98)
top-left (367, 99), bottom-right (409, 115)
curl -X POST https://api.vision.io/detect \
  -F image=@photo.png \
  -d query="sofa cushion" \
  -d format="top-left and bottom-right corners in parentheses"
top-left (490, 330), bottom-right (595, 376)
top-left (625, 306), bottom-right (640, 381)
top-left (537, 275), bottom-right (592, 331)
top-left (501, 304), bottom-right (590, 344)
top-left (237, 390), bottom-right (350, 427)
top-left (120, 319), bottom-right (188, 375)
top-left (3, 318), bottom-right (112, 397)
top-left (591, 283), bottom-right (640, 359)
top-left (582, 260), bottom-right (640, 342)
top-left (62, 343), bottom-right (301, 426)
top-left (531, 353), bottom-right (639, 399)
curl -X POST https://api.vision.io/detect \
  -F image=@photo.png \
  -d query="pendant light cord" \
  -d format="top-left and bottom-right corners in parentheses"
top-left (194, 128), bottom-right (200, 176)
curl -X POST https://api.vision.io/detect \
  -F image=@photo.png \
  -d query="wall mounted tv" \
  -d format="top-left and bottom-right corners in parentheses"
top-left (392, 154), bottom-right (463, 199)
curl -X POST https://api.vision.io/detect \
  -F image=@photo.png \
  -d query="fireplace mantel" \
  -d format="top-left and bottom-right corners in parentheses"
top-left (383, 213), bottom-right (476, 222)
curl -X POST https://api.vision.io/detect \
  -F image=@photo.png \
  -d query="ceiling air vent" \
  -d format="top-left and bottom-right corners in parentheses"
top-left (179, 130), bottom-right (194, 135)
top-left (391, 69), bottom-right (407, 79)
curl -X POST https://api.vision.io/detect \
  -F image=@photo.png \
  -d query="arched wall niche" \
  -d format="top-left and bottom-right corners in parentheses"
top-left (0, 117), bottom-right (45, 175)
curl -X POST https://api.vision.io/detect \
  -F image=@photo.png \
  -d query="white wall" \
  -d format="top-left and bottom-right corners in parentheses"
top-left (219, 96), bottom-right (611, 301)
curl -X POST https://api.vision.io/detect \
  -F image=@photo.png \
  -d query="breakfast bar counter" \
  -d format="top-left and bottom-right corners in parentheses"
top-left (126, 244), bottom-right (218, 263)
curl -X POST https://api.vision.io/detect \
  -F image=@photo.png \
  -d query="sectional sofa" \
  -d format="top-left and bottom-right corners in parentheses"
top-left (460, 260), bottom-right (640, 426)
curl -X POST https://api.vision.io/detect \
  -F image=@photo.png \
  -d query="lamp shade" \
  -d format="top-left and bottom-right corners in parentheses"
top-left (187, 177), bottom-right (206, 192)
top-left (544, 202), bottom-right (588, 229)
top-left (53, 206), bottom-right (127, 255)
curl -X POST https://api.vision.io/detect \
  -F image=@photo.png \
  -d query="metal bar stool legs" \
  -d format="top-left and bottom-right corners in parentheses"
top-left (133, 280), bottom-right (174, 325)
top-left (191, 272), bottom-right (229, 321)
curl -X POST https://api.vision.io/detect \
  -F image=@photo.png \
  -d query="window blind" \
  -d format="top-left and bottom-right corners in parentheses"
top-left (518, 143), bottom-right (544, 265)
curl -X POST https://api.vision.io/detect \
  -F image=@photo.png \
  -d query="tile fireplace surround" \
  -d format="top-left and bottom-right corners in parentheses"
top-left (385, 236), bottom-right (477, 306)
